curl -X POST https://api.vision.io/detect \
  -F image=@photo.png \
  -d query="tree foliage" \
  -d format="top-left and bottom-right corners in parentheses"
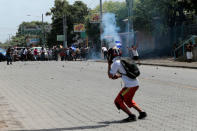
top-left (10, 21), bottom-right (49, 46)
top-left (132, 0), bottom-right (197, 34)
top-left (46, 0), bottom-right (89, 47)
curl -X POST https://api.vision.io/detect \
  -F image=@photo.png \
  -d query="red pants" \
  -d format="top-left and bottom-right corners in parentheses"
top-left (114, 86), bottom-right (139, 110)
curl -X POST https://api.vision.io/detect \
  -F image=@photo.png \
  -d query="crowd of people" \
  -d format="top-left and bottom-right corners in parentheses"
top-left (59, 46), bottom-right (89, 61)
top-left (4, 43), bottom-right (142, 65)
top-left (5, 45), bottom-right (90, 65)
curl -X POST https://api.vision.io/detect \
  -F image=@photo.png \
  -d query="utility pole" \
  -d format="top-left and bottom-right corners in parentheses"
top-left (41, 14), bottom-right (45, 47)
top-left (127, 0), bottom-right (134, 46)
top-left (100, 0), bottom-right (103, 56)
top-left (129, 0), bottom-right (134, 31)
top-left (8, 34), bottom-right (12, 45)
top-left (63, 14), bottom-right (68, 48)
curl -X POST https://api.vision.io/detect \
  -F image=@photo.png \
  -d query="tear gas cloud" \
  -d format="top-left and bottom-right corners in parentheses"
top-left (101, 13), bottom-right (120, 48)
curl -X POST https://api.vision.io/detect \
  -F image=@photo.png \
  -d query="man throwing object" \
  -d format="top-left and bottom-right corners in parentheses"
top-left (107, 47), bottom-right (147, 122)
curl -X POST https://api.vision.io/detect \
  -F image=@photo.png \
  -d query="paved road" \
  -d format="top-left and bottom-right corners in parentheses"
top-left (0, 61), bottom-right (196, 131)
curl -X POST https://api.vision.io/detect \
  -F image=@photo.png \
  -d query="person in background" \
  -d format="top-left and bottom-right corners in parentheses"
top-left (40, 47), bottom-right (45, 61)
top-left (47, 48), bottom-right (53, 60)
top-left (76, 48), bottom-right (81, 60)
top-left (80, 47), bottom-right (86, 60)
top-left (21, 48), bottom-right (27, 61)
top-left (173, 43), bottom-right (178, 59)
top-left (102, 45), bottom-right (108, 59)
top-left (60, 48), bottom-right (66, 61)
top-left (185, 41), bottom-right (194, 63)
top-left (6, 47), bottom-right (12, 65)
top-left (128, 45), bottom-right (139, 60)
top-left (127, 45), bottom-right (140, 65)
top-left (34, 48), bottom-right (38, 61)
top-left (27, 48), bottom-right (33, 61)
top-left (13, 47), bottom-right (18, 61)
top-left (65, 48), bottom-right (69, 61)
top-left (53, 46), bottom-right (58, 61)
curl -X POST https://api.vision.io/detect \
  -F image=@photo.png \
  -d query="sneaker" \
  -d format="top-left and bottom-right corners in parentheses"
top-left (138, 112), bottom-right (147, 119)
top-left (123, 114), bottom-right (136, 122)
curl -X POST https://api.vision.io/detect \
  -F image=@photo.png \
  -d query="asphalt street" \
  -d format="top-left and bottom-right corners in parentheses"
top-left (0, 61), bottom-right (196, 131)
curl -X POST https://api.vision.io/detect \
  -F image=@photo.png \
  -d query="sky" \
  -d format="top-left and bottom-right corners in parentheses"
top-left (0, 0), bottom-right (125, 43)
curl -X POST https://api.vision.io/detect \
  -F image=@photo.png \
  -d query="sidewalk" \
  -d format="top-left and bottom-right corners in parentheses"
top-left (94, 57), bottom-right (197, 69)
top-left (139, 57), bottom-right (197, 69)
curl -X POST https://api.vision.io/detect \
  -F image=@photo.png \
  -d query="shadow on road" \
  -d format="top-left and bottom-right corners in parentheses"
top-left (98, 119), bottom-right (136, 124)
top-left (10, 124), bottom-right (108, 131)
top-left (10, 119), bottom-right (132, 131)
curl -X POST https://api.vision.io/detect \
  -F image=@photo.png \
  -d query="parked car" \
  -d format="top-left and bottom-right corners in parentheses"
top-left (0, 48), bottom-right (6, 61)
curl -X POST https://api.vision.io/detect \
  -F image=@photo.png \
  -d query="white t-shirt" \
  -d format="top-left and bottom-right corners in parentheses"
top-left (131, 49), bottom-right (139, 57)
top-left (66, 50), bottom-right (70, 55)
top-left (41, 49), bottom-right (46, 53)
top-left (110, 58), bottom-right (139, 88)
top-left (186, 52), bottom-right (193, 59)
top-left (23, 49), bottom-right (27, 55)
top-left (102, 47), bottom-right (107, 52)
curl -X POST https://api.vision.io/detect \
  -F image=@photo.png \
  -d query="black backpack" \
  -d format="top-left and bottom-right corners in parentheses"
top-left (120, 57), bottom-right (140, 79)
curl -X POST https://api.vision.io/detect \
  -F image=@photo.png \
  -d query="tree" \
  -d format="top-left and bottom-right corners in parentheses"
top-left (85, 15), bottom-right (100, 47)
top-left (46, 0), bottom-right (89, 47)
top-left (72, 1), bottom-right (89, 23)
top-left (10, 35), bottom-right (28, 46)
top-left (132, 0), bottom-right (197, 33)
top-left (46, 0), bottom-right (70, 47)
top-left (132, 0), bottom-right (168, 33)
top-left (9, 21), bottom-right (50, 47)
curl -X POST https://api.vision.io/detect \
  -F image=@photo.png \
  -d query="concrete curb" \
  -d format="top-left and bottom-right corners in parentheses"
top-left (92, 60), bottom-right (197, 69)
top-left (139, 63), bottom-right (197, 69)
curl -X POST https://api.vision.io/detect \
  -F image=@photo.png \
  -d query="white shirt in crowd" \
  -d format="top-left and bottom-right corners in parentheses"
top-left (110, 58), bottom-right (139, 88)
top-left (66, 50), bottom-right (70, 55)
top-left (131, 48), bottom-right (139, 57)
top-left (13, 49), bottom-right (18, 55)
top-left (102, 47), bottom-right (107, 52)
top-left (48, 50), bottom-right (52, 56)
top-left (23, 49), bottom-right (27, 55)
top-left (186, 52), bottom-right (193, 59)
top-left (41, 49), bottom-right (46, 53)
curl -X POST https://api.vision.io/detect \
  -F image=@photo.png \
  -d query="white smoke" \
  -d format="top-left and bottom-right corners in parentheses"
top-left (101, 13), bottom-right (120, 48)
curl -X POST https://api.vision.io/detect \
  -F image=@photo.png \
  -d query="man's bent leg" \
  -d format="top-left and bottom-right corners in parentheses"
top-left (122, 86), bottom-right (147, 119)
top-left (123, 87), bottom-right (144, 113)
top-left (132, 100), bottom-right (143, 112)
top-left (114, 88), bottom-right (133, 116)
